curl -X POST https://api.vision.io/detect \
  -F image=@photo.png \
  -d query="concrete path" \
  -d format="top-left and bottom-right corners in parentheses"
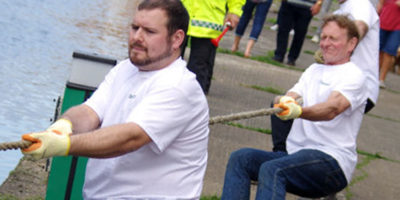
top-left (198, 3), bottom-right (400, 199)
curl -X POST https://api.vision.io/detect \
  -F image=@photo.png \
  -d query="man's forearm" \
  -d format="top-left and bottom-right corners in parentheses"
top-left (300, 91), bottom-right (350, 121)
top-left (68, 122), bottom-right (151, 158)
top-left (354, 20), bottom-right (369, 40)
top-left (61, 104), bottom-right (101, 134)
top-left (301, 102), bottom-right (342, 121)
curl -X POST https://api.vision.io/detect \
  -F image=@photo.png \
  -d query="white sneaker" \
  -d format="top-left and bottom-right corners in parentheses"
top-left (379, 80), bottom-right (386, 89)
top-left (270, 24), bottom-right (278, 31)
top-left (311, 35), bottom-right (320, 43)
top-left (290, 29), bottom-right (295, 35)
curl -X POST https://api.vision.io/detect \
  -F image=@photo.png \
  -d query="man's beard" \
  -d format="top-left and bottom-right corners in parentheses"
top-left (129, 41), bottom-right (173, 68)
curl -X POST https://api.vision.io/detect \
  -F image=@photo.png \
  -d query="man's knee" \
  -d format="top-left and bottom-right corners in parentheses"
top-left (228, 148), bottom-right (254, 164)
top-left (257, 160), bottom-right (284, 184)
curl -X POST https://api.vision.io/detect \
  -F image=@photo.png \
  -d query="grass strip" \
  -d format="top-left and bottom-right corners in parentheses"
top-left (216, 48), bottom-right (305, 72)
top-left (245, 84), bottom-right (284, 95)
top-left (226, 122), bottom-right (272, 135)
top-left (201, 195), bottom-right (221, 200)
top-left (366, 113), bottom-right (400, 123)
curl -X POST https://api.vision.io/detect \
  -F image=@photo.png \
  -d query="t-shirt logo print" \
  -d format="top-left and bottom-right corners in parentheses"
top-left (128, 94), bottom-right (136, 99)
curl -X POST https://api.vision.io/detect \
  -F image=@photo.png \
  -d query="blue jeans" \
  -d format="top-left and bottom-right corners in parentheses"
top-left (380, 29), bottom-right (400, 56)
top-left (221, 148), bottom-right (347, 200)
top-left (235, 0), bottom-right (272, 40)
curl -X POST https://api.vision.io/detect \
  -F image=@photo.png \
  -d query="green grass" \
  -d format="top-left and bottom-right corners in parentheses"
top-left (303, 50), bottom-right (315, 55)
top-left (226, 122), bottom-right (272, 135)
top-left (201, 195), bottom-right (221, 200)
top-left (217, 48), bottom-right (305, 72)
top-left (267, 18), bottom-right (277, 24)
top-left (365, 113), bottom-right (400, 124)
top-left (0, 195), bottom-right (43, 200)
top-left (245, 84), bottom-right (284, 95)
top-left (310, 26), bottom-right (318, 31)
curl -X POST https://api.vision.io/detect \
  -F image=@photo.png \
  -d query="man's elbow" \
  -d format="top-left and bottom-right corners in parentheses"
top-left (323, 106), bottom-right (342, 121)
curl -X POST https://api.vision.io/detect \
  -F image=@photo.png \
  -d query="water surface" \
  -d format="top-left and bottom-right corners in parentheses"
top-left (0, 0), bottom-right (136, 184)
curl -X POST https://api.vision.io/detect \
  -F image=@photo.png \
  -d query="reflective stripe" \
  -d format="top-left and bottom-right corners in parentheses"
top-left (191, 19), bottom-right (224, 32)
top-left (287, 0), bottom-right (315, 7)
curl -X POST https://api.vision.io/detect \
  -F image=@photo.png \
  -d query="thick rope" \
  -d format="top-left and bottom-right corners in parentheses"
top-left (0, 98), bottom-right (302, 151)
top-left (209, 107), bottom-right (282, 125)
top-left (0, 140), bottom-right (31, 151)
top-left (209, 97), bottom-right (302, 125)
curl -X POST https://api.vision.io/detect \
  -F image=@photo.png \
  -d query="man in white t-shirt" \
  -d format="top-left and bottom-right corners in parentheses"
top-left (221, 15), bottom-right (367, 200)
top-left (334, 0), bottom-right (380, 112)
top-left (270, 0), bottom-right (379, 154)
top-left (21, 0), bottom-right (209, 199)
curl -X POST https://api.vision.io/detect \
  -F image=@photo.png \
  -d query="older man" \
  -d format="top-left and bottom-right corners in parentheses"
top-left (20, 0), bottom-right (209, 199)
top-left (221, 14), bottom-right (367, 200)
top-left (271, 0), bottom-right (379, 153)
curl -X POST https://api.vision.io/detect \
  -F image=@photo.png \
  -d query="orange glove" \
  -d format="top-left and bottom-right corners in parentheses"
top-left (21, 130), bottom-right (70, 160)
top-left (47, 119), bottom-right (72, 135)
top-left (274, 96), bottom-right (302, 120)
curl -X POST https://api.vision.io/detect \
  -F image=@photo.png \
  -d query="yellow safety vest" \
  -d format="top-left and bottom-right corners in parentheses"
top-left (181, 0), bottom-right (245, 39)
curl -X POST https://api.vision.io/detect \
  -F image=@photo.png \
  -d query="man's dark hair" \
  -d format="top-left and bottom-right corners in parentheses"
top-left (322, 14), bottom-right (360, 42)
top-left (138, 0), bottom-right (189, 37)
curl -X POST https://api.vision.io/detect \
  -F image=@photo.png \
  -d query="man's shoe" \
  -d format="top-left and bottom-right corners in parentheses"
top-left (272, 56), bottom-right (283, 63)
top-left (270, 24), bottom-right (278, 31)
top-left (311, 35), bottom-right (320, 43)
top-left (379, 80), bottom-right (386, 89)
top-left (287, 60), bottom-right (296, 66)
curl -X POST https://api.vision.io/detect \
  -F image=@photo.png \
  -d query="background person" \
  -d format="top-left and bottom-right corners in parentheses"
top-left (272, 0), bottom-right (323, 66)
top-left (20, 0), bottom-right (210, 199)
top-left (181, 0), bottom-right (246, 94)
top-left (377, 0), bottom-right (400, 88)
top-left (231, 0), bottom-right (273, 58)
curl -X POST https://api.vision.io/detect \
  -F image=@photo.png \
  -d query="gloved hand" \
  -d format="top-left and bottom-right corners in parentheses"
top-left (47, 119), bottom-right (73, 136)
top-left (274, 96), bottom-right (302, 120)
top-left (21, 130), bottom-right (70, 160)
top-left (314, 49), bottom-right (324, 64)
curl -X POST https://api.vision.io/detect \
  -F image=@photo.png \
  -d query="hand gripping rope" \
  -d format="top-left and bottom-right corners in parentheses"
top-left (0, 98), bottom-right (302, 151)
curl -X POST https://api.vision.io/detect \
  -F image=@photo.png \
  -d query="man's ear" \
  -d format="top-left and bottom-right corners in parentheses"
top-left (348, 37), bottom-right (358, 54)
top-left (171, 29), bottom-right (185, 50)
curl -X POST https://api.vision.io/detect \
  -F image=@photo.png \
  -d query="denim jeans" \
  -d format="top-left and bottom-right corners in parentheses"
top-left (221, 148), bottom-right (347, 200)
top-left (235, 0), bottom-right (272, 40)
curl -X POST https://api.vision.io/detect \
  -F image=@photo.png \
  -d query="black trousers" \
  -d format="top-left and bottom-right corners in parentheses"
top-left (274, 1), bottom-right (313, 62)
top-left (182, 36), bottom-right (217, 94)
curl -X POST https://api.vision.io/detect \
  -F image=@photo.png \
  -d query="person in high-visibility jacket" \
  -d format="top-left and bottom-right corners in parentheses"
top-left (181, 0), bottom-right (246, 94)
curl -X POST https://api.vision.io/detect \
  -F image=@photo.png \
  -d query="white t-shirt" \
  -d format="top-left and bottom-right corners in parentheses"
top-left (83, 58), bottom-right (209, 200)
top-left (286, 62), bottom-right (367, 184)
top-left (334, 0), bottom-right (380, 104)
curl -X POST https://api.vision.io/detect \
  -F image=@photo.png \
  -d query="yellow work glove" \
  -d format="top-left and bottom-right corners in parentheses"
top-left (21, 130), bottom-right (70, 160)
top-left (274, 96), bottom-right (302, 121)
top-left (47, 119), bottom-right (73, 136)
top-left (314, 49), bottom-right (324, 64)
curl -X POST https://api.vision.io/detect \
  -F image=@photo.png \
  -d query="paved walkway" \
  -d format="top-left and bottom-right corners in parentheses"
top-left (199, 3), bottom-right (400, 199)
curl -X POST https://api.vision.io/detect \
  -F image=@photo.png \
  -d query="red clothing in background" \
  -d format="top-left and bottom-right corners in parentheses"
top-left (380, 0), bottom-right (400, 30)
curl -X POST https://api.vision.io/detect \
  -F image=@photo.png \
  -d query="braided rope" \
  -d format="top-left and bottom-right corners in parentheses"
top-left (0, 140), bottom-right (31, 151)
top-left (0, 98), bottom-right (302, 151)
top-left (209, 107), bottom-right (282, 125)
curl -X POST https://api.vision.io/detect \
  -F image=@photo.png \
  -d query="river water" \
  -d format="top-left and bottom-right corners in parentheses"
top-left (0, 0), bottom-right (137, 184)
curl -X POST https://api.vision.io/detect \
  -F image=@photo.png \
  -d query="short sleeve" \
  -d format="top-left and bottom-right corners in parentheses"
top-left (128, 86), bottom-right (195, 154)
top-left (334, 66), bottom-right (367, 112)
top-left (84, 65), bottom-right (118, 122)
